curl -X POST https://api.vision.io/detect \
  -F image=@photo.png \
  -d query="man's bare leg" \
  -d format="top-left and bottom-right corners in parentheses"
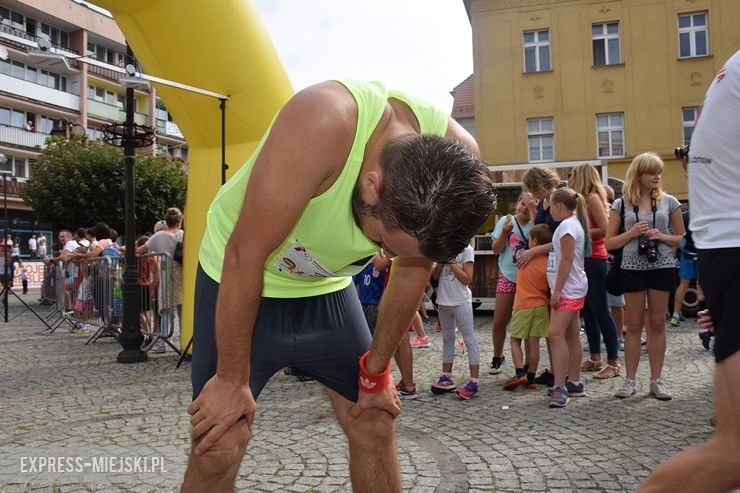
top-left (324, 387), bottom-right (401, 493)
top-left (182, 419), bottom-right (251, 492)
top-left (638, 351), bottom-right (740, 492)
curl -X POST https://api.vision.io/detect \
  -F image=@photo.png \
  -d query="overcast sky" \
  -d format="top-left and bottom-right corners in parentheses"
top-left (253, 1), bottom-right (474, 113)
top-left (81, 1), bottom-right (473, 113)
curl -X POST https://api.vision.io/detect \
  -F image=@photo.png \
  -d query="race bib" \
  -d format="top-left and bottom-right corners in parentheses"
top-left (274, 241), bottom-right (373, 279)
top-left (547, 251), bottom-right (557, 273)
top-left (275, 241), bottom-right (336, 279)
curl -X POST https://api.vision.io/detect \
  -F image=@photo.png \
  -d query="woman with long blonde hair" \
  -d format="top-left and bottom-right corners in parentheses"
top-left (605, 153), bottom-right (684, 400)
top-left (570, 163), bottom-right (620, 379)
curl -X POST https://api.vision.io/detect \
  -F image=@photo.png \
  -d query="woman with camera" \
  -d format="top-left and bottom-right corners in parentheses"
top-left (605, 152), bottom-right (684, 400)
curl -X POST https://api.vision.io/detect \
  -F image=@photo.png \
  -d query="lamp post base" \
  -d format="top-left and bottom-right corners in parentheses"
top-left (117, 349), bottom-right (148, 363)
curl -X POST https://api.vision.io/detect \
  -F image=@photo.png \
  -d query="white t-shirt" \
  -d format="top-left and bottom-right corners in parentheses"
top-left (547, 216), bottom-right (588, 299)
top-left (28, 238), bottom-right (36, 250)
top-left (436, 245), bottom-right (474, 306)
top-left (689, 49), bottom-right (740, 249)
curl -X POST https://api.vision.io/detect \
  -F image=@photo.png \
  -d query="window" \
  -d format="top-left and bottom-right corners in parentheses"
top-left (0, 58), bottom-right (9, 76)
top-left (596, 113), bottom-right (625, 158)
top-left (25, 66), bottom-right (36, 83)
top-left (678, 12), bottom-right (708, 58)
top-left (95, 87), bottom-right (105, 101)
top-left (40, 116), bottom-right (57, 134)
top-left (10, 11), bottom-right (24, 30)
top-left (0, 155), bottom-right (12, 174)
top-left (11, 61), bottom-right (23, 78)
top-left (25, 17), bottom-right (36, 36)
top-left (87, 41), bottom-right (96, 58)
top-left (0, 7), bottom-right (10, 22)
top-left (116, 94), bottom-right (126, 109)
top-left (682, 107), bottom-right (699, 145)
top-left (14, 156), bottom-right (27, 178)
top-left (11, 109), bottom-right (25, 128)
top-left (105, 90), bottom-right (116, 106)
top-left (523, 30), bottom-right (551, 72)
top-left (527, 118), bottom-right (554, 162)
top-left (0, 107), bottom-right (9, 126)
top-left (593, 22), bottom-right (620, 65)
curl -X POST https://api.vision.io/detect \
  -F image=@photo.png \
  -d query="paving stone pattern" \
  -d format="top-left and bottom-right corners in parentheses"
top-left (0, 294), bottom-right (718, 492)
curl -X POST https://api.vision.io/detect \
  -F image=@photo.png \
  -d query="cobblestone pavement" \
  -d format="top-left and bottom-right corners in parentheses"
top-left (0, 293), bottom-right (718, 492)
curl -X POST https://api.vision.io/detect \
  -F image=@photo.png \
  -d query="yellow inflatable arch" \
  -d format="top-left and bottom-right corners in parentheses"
top-left (93, 0), bottom-right (294, 349)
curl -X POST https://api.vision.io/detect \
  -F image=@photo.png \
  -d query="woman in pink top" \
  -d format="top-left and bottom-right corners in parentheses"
top-left (570, 164), bottom-right (620, 379)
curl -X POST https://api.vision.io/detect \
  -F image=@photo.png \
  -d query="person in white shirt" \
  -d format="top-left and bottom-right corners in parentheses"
top-left (545, 188), bottom-right (591, 408)
top-left (28, 234), bottom-right (37, 260)
top-left (638, 49), bottom-right (740, 493)
top-left (429, 244), bottom-right (481, 399)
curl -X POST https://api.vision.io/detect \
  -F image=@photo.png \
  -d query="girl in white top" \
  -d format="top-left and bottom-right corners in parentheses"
top-left (430, 244), bottom-right (481, 399)
top-left (546, 188), bottom-right (592, 408)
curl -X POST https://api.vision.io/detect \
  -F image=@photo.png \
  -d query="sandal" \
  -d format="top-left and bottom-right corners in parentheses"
top-left (581, 358), bottom-right (605, 372)
top-left (593, 364), bottom-right (621, 379)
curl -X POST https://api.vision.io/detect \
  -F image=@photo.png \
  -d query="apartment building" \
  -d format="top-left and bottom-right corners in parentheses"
top-left (0, 0), bottom-right (187, 254)
top-left (467, 0), bottom-right (740, 199)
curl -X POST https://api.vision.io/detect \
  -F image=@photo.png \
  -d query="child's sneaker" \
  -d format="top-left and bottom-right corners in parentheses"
top-left (670, 315), bottom-right (681, 327)
top-left (488, 355), bottom-right (505, 375)
top-left (502, 374), bottom-right (527, 391)
top-left (396, 381), bottom-right (418, 400)
top-left (435, 323), bottom-right (442, 332)
top-left (431, 374), bottom-right (456, 394)
top-left (565, 380), bottom-right (585, 397)
top-left (534, 368), bottom-right (554, 386)
top-left (410, 336), bottom-right (431, 348)
top-left (456, 379), bottom-right (479, 400)
top-left (549, 386), bottom-right (569, 408)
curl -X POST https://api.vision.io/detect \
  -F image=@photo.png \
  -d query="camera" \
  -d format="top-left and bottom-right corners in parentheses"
top-left (638, 236), bottom-right (659, 263)
top-left (674, 144), bottom-right (689, 160)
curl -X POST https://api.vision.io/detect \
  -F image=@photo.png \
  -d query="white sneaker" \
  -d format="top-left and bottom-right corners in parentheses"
top-left (615, 378), bottom-right (636, 398)
top-left (151, 341), bottom-right (166, 353)
top-left (650, 379), bottom-right (672, 400)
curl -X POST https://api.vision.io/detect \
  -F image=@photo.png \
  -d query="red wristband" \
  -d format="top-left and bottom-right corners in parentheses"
top-left (358, 351), bottom-right (391, 393)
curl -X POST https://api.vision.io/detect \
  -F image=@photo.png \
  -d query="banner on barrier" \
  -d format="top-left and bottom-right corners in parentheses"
top-left (13, 262), bottom-right (44, 289)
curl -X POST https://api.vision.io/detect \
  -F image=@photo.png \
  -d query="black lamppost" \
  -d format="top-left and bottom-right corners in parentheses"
top-left (111, 45), bottom-right (152, 364)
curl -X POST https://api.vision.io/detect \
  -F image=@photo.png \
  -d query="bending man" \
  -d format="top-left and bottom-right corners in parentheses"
top-left (182, 80), bottom-right (496, 492)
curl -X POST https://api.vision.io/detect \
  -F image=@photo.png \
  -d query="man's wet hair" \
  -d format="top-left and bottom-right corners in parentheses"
top-left (357, 134), bottom-right (496, 262)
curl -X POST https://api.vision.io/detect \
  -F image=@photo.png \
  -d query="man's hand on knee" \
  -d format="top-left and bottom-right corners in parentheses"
top-left (187, 375), bottom-right (255, 456)
top-left (347, 382), bottom-right (401, 422)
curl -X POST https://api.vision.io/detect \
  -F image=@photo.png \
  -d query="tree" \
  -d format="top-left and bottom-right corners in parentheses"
top-left (20, 135), bottom-right (187, 237)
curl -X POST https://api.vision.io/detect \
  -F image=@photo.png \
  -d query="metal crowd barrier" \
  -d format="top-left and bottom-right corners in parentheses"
top-left (45, 253), bottom-right (181, 355)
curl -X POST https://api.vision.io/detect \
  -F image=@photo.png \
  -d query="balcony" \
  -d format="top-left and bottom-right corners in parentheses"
top-left (87, 99), bottom-right (148, 125)
top-left (156, 119), bottom-right (184, 139)
top-left (0, 124), bottom-right (48, 150)
top-left (87, 63), bottom-right (125, 84)
top-left (0, 73), bottom-right (80, 111)
top-left (0, 176), bottom-right (28, 197)
top-left (0, 23), bottom-right (79, 60)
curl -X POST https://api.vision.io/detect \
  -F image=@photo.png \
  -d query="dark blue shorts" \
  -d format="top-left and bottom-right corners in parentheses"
top-left (191, 264), bottom-right (372, 402)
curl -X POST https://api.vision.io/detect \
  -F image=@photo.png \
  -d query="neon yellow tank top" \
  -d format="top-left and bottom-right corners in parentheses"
top-left (198, 80), bottom-right (448, 298)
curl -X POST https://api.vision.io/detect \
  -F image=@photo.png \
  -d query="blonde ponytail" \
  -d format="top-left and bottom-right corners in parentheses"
top-left (575, 193), bottom-right (593, 258)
